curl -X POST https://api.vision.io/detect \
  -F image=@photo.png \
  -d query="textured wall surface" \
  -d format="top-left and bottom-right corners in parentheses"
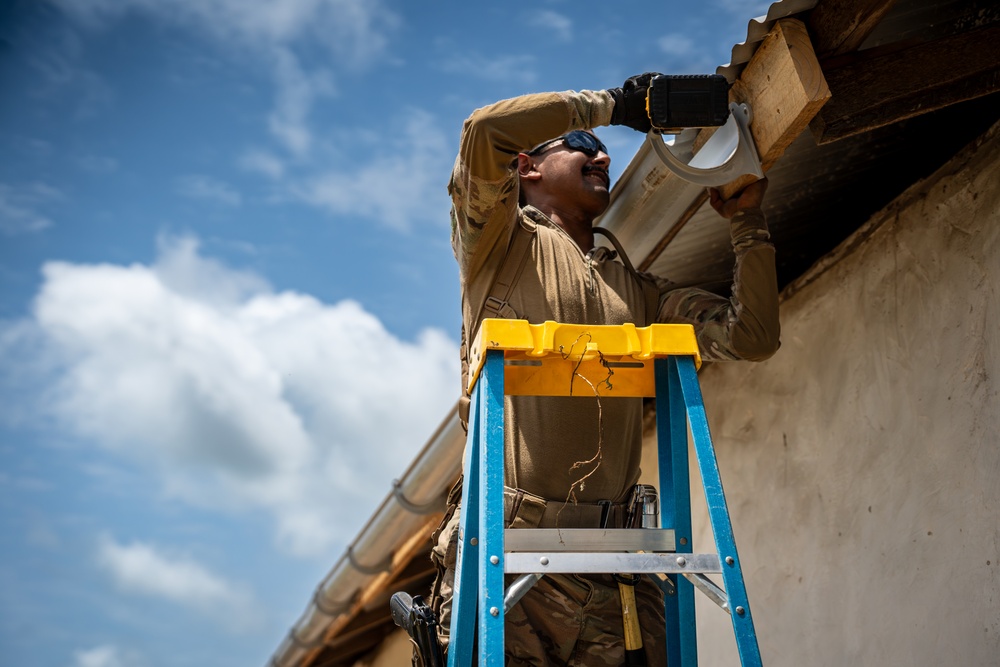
top-left (645, 121), bottom-right (1000, 666)
top-left (365, 627), bottom-right (412, 667)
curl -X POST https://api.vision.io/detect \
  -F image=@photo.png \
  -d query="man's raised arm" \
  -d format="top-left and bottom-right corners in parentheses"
top-left (656, 179), bottom-right (781, 362)
top-left (448, 90), bottom-right (614, 283)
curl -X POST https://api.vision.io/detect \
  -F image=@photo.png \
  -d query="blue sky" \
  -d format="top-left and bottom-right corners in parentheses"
top-left (0, 1), bottom-right (770, 665)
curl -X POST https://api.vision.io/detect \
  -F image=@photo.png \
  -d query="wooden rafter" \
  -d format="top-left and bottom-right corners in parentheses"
top-left (811, 23), bottom-right (1000, 144)
top-left (720, 19), bottom-right (832, 199)
top-left (807, 0), bottom-right (900, 58)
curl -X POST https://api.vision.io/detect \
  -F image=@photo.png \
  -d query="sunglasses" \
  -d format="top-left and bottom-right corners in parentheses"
top-left (526, 130), bottom-right (608, 157)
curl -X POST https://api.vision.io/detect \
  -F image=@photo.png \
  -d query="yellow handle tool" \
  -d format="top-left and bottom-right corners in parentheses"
top-left (616, 574), bottom-right (646, 666)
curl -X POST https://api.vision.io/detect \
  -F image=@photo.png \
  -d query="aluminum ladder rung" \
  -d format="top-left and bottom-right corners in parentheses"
top-left (505, 551), bottom-right (721, 574)
top-left (504, 528), bottom-right (676, 552)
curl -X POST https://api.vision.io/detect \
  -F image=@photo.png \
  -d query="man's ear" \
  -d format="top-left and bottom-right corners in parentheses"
top-left (516, 153), bottom-right (542, 182)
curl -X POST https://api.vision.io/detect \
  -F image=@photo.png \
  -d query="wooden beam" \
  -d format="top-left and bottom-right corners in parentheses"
top-left (718, 19), bottom-right (831, 199)
top-left (807, 0), bottom-right (900, 59)
top-left (811, 24), bottom-right (1000, 144)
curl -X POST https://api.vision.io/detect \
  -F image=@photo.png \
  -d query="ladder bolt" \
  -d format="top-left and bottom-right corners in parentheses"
top-left (679, 537), bottom-right (688, 546)
top-left (490, 607), bottom-right (499, 617)
top-left (726, 556), bottom-right (735, 566)
top-left (490, 555), bottom-right (499, 565)
top-left (736, 606), bottom-right (746, 616)
top-left (539, 557), bottom-right (549, 566)
top-left (676, 556), bottom-right (687, 566)
top-left (470, 537), bottom-right (478, 546)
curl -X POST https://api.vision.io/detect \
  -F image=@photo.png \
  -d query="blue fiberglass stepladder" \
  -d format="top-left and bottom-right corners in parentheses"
top-left (447, 319), bottom-right (763, 667)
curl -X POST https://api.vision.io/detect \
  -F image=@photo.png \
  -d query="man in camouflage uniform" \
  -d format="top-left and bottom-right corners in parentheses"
top-left (432, 73), bottom-right (780, 665)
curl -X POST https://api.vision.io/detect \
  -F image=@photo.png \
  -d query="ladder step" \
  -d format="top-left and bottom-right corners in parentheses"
top-left (504, 528), bottom-right (676, 552)
top-left (505, 552), bottom-right (721, 574)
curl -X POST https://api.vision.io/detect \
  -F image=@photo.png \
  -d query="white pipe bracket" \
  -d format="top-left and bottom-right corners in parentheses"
top-left (646, 102), bottom-right (763, 188)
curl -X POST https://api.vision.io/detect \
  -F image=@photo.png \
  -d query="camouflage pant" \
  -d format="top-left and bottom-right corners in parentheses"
top-left (429, 510), bottom-right (667, 666)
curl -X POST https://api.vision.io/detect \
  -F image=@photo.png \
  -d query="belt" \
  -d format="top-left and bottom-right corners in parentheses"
top-left (503, 486), bottom-right (629, 529)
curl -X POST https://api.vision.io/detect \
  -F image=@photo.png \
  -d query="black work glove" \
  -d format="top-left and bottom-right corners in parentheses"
top-left (607, 72), bottom-right (660, 133)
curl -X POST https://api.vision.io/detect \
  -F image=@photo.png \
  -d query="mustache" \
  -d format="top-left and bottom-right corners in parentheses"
top-left (582, 165), bottom-right (610, 184)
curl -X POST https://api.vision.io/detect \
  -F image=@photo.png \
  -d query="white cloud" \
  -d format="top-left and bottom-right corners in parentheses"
top-left (153, 235), bottom-right (269, 304)
top-left (97, 536), bottom-right (259, 631)
top-left (14, 136), bottom-right (54, 157)
top-left (528, 10), bottom-right (573, 42)
top-left (27, 28), bottom-right (115, 120)
top-left (176, 175), bottom-right (243, 206)
top-left (54, 0), bottom-right (399, 64)
top-left (0, 182), bottom-right (63, 235)
top-left (239, 149), bottom-right (286, 180)
top-left (73, 644), bottom-right (150, 667)
top-left (440, 53), bottom-right (538, 84)
top-left (7, 236), bottom-right (458, 556)
top-left (74, 645), bottom-right (120, 667)
top-left (659, 33), bottom-right (696, 57)
top-left (53, 0), bottom-right (400, 156)
top-left (295, 109), bottom-right (453, 231)
top-left (710, 0), bottom-right (773, 17)
top-left (266, 46), bottom-right (334, 156)
top-left (77, 155), bottom-right (120, 174)
top-left (26, 521), bottom-right (61, 550)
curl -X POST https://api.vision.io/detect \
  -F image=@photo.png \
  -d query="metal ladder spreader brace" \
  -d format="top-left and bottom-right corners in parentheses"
top-left (448, 320), bottom-right (762, 667)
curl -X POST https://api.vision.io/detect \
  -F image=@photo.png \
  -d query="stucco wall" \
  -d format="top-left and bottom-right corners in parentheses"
top-left (357, 627), bottom-right (412, 666)
top-left (649, 121), bottom-right (1000, 666)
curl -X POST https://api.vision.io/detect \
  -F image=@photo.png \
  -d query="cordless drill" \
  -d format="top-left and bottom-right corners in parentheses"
top-left (646, 74), bottom-right (731, 133)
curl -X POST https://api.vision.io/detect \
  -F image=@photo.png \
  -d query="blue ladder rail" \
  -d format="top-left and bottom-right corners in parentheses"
top-left (448, 323), bottom-right (762, 667)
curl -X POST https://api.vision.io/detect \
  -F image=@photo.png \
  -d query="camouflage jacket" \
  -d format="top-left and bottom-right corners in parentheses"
top-left (449, 90), bottom-right (779, 504)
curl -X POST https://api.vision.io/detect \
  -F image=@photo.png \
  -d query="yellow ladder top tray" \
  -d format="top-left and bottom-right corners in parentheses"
top-left (468, 320), bottom-right (701, 398)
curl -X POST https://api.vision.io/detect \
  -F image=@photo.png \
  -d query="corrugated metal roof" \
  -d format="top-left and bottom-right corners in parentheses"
top-left (717, 0), bottom-right (820, 82)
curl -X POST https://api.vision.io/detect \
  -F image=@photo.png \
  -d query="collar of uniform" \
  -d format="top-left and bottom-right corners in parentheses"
top-left (519, 205), bottom-right (617, 263)
top-left (520, 205), bottom-right (552, 227)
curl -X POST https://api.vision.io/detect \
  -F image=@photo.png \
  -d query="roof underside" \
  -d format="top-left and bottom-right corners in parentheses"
top-left (656, 90), bottom-right (998, 297)
top-left (274, 0), bottom-right (1000, 664)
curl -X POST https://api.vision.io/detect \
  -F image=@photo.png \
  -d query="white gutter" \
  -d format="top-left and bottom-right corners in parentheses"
top-left (596, 138), bottom-right (707, 264)
top-left (267, 405), bottom-right (465, 667)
